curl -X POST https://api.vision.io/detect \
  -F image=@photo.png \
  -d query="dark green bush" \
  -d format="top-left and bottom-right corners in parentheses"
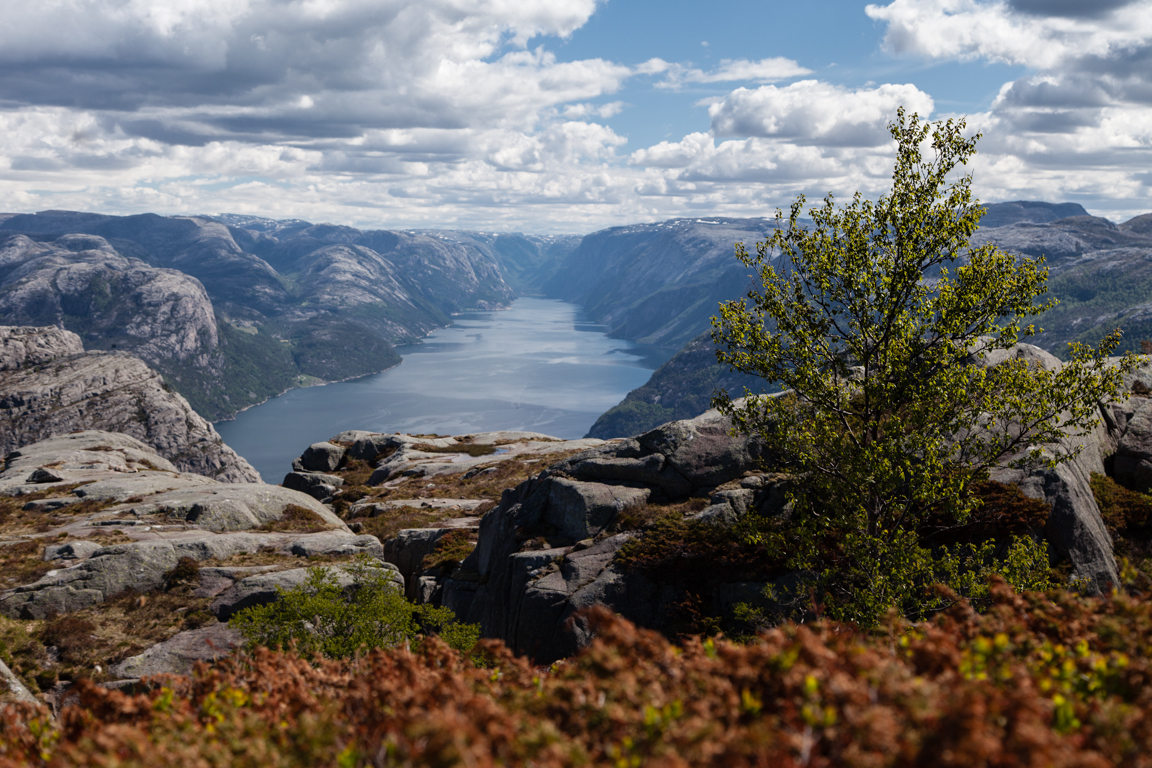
top-left (229, 556), bottom-right (478, 660)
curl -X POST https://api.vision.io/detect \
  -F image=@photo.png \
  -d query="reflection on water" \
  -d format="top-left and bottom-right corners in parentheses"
top-left (215, 298), bottom-right (673, 482)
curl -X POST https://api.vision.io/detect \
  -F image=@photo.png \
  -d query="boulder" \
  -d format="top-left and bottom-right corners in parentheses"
top-left (635, 408), bottom-right (770, 487)
top-left (0, 534), bottom-right (276, 619)
top-left (109, 623), bottom-right (243, 678)
top-left (383, 529), bottom-right (451, 581)
top-left (44, 540), bottom-right (103, 561)
top-left (129, 485), bottom-right (347, 533)
top-left (0, 540), bottom-right (181, 619)
top-left (288, 533), bottom-right (383, 558)
top-left (282, 471), bottom-right (344, 500)
top-left (194, 565), bottom-right (282, 599)
top-left (542, 478), bottom-right (650, 541)
top-left (299, 442), bottom-right (346, 472)
top-left (0, 657), bottom-right (37, 705)
top-left (1111, 397), bottom-right (1152, 492)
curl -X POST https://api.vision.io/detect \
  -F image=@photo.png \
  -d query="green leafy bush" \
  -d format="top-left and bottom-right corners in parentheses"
top-left (229, 556), bottom-right (478, 660)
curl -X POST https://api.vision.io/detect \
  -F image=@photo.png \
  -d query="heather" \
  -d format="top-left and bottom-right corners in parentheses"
top-left (4, 580), bottom-right (1152, 767)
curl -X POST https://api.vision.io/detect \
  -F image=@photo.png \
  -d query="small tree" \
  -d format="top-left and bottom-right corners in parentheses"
top-left (711, 108), bottom-right (1138, 624)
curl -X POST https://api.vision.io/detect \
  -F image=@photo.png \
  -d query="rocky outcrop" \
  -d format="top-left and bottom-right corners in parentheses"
top-left (441, 408), bottom-right (771, 662)
top-left (0, 430), bottom-right (357, 619)
top-left (109, 624), bottom-right (243, 679)
top-left (0, 325), bottom-right (83, 371)
top-left (435, 347), bottom-right (1152, 660)
top-left (0, 327), bottom-right (259, 483)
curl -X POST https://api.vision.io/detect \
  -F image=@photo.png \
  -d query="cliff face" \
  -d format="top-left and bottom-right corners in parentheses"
top-left (0, 326), bottom-right (260, 483)
top-left (542, 217), bottom-right (780, 349)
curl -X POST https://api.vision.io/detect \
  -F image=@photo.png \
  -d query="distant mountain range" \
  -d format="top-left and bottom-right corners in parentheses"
top-left (0, 211), bottom-right (577, 419)
top-left (2, 201), bottom-right (1149, 437)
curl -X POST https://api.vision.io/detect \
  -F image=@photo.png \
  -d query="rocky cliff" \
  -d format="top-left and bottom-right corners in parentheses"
top-left (0, 326), bottom-right (259, 482)
top-left (542, 217), bottom-right (779, 350)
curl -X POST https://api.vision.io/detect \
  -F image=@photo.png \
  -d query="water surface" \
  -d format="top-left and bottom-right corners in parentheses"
top-left (215, 298), bottom-right (671, 482)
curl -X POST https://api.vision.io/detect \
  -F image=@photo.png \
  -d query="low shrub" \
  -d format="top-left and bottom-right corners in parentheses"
top-left (420, 530), bottom-right (476, 576)
top-left (10, 582), bottom-right (1152, 766)
top-left (1091, 472), bottom-right (1152, 538)
top-left (229, 556), bottom-right (478, 660)
top-left (919, 479), bottom-right (1051, 547)
top-left (257, 504), bottom-right (331, 533)
top-left (162, 556), bottom-right (200, 591)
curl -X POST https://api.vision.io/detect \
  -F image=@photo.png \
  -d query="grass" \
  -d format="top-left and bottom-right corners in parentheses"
top-left (0, 585), bottom-right (218, 692)
top-left (412, 443), bottom-right (498, 457)
top-left (350, 507), bottom-right (465, 542)
top-left (612, 497), bottom-right (710, 531)
top-left (256, 504), bottom-right (334, 534)
top-left (0, 482), bottom-right (109, 534)
top-left (328, 449), bottom-right (590, 525)
top-left (0, 540), bottom-right (54, 591)
top-left (420, 530), bottom-right (478, 576)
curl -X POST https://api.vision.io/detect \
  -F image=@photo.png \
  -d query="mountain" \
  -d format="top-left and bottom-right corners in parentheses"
top-left (585, 331), bottom-right (775, 439)
top-left (971, 210), bottom-right (1152, 356)
top-left (0, 211), bottom-right (578, 419)
top-left (541, 217), bottom-right (782, 349)
top-left (0, 326), bottom-right (259, 482)
top-left (584, 203), bottom-right (1152, 438)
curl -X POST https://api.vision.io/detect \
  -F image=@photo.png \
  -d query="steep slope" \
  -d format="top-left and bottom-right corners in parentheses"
top-left (971, 211), bottom-right (1152, 355)
top-left (586, 331), bottom-right (775, 438)
top-left (0, 326), bottom-right (259, 482)
top-left (542, 217), bottom-right (780, 349)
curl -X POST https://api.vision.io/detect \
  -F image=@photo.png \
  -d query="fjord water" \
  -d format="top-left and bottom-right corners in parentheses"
top-left (215, 298), bottom-right (672, 482)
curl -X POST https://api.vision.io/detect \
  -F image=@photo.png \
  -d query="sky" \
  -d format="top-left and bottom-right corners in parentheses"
top-left (0, 0), bottom-right (1149, 233)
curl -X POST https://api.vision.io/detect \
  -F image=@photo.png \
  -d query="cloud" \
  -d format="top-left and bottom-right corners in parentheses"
top-left (855, 0), bottom-right (1152, 222)
top-left (1006, 0), bottom-right (1138, 19)
top-left (0, 0), bottom-right (621, 140)
top-left (864, 0), bottom-right (1152, 69)
top-left (707, 80), bottom-right (934, 145)
top-left (654, 57), bottom-right (813, 89)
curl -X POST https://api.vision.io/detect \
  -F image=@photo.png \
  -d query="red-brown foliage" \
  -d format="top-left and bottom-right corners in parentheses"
top-left (5, 581), bottom-right (1152, 767)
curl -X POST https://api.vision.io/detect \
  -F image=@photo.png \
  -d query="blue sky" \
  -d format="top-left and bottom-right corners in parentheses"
top-left (0, 0), bottom-right (1148, 232)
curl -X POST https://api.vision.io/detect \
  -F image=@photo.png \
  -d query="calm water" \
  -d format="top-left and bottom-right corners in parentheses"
top-left (215, 298), bottom-right (672, 482)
